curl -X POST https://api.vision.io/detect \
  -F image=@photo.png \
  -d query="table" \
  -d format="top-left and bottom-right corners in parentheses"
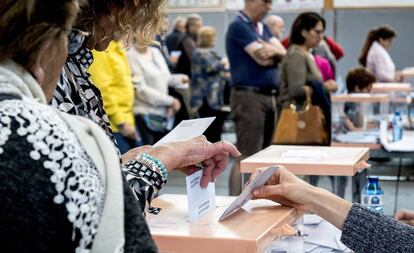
top-left (146, 194), bottom-right (301, 253)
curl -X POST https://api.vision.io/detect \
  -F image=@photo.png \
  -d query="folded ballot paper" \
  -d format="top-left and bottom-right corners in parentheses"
top-left (219, 166), bottom-right (279, 221)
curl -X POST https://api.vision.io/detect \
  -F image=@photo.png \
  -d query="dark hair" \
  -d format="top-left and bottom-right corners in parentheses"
top-left (76, 0), bottom-right (166, 45)
top-left (290, 12), bottom-right (325, 45)
top-left (0, 0), bottom-right (78, 69)
top-left (346, 68), bottom-right (377, 92)
top-left (359, 25), bottom-right (396, 66)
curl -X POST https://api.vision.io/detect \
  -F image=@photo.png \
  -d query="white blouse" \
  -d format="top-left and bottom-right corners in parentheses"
top-left (366, 41), bottom-right (396, 82)
top-left (126, 47), bottom-right (175, 116)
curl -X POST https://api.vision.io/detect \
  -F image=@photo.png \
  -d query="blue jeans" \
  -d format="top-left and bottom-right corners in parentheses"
top-left (114, 133), bottom-right (143, 155)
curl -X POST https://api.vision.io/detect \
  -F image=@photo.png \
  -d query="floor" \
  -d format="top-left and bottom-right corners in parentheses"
top-left (159, 122), bottom-right (414, 216)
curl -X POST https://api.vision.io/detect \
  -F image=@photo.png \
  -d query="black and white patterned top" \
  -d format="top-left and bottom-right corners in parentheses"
top-left (0, 94), bottom-right (156, 253)
top-left (50, 45), bottom-right (166, 213)
top-left (51, 47), bottom-right (116, 146)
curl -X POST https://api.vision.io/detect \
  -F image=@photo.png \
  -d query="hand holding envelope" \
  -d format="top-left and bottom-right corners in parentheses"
top-left (147, 117), bottom-right (241, 187)
top-left (219, 166), bottom-right (279, 221)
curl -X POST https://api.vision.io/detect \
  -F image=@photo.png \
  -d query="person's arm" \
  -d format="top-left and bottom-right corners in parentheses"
top-left (325, 36), bottom-right (345, 61)
top-left (344, 117), bottom-right (360, 131)
top-left (252, 167), bottom-right (414, 253)
top-left (269, 37), bottom-right (287, 57)
top-left (122, 136), bottom-right (241, 211)
top-left (227, 22), bottom-right (273, 66)
top-left (244, 41), bottom-right (275, 66)
top-left (182, 36), bottom-right (196, 61)
top-left (285, 51), bottom-right (308, 100)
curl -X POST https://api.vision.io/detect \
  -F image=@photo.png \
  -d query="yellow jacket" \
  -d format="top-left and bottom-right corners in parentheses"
top-left (89, 41), bottom-right (135, 133)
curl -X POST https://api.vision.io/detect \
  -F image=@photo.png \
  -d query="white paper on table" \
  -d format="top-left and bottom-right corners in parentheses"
top-left (154, 117), bottom-right (215, 147)
top-left (281, 150), bottom-right (327, 159)
top-left (304, 220), bottom-right (347, 251)
top-left (185, 170), bottom-right (216, 222)
top-left (303, 214), bottom-right (323, 225)
top-left (334, 131), bottom-right (379, 144)
top-left (380, 120), bottom-right (414, 152)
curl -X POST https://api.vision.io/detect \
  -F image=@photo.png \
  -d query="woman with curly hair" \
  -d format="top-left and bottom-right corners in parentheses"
top-left (50, 0), bottom-right (170, 211)
top-left (0, 1), bottom-right (241, 252)
top-left (49, 0), bottom-right (241, 234)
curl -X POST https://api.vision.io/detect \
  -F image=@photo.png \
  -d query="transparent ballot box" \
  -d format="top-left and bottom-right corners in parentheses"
top-left (331, 94), bottom-right (390, 144)
top-left (372, 82), bottom-right (412, 115)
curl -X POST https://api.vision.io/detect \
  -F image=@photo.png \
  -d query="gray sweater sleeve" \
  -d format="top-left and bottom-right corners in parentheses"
top-left (285, 51), bottom-right (308, 101)
top-left (341, 204), bottom-right (414, 253)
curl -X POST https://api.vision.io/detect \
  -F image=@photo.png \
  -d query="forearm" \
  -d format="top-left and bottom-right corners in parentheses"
top-left (309, 187), bottom-right (353, 229)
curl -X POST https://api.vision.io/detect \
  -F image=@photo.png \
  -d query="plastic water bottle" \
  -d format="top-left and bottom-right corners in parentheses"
top-left (361, 176), bottom-right (384, 213)
top-left (392, 111), bottom-right (403, 142)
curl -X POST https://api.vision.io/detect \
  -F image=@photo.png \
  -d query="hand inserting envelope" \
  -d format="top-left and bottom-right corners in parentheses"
top-left (185, 166), bottom-right (279, 222)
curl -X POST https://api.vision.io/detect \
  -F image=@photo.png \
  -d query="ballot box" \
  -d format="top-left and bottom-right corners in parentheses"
top-left (146, 194), bottom-right (301, 253)
top-left (240, 145), bottom-right (369, 176)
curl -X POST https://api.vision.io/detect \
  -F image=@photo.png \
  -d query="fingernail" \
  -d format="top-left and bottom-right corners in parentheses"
top-left (253, 189), bottom-right (259, 195)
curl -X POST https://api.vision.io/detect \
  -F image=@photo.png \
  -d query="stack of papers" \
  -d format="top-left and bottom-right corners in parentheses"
top-left (334, 131), bottom-right (379, 144)
top-left (303, 217), bottom-right (351, 253)
top-left (270, 214), bottom-right (351, 253)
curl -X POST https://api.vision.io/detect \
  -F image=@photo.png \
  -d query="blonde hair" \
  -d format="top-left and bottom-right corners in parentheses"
top-left (198, 26), bottom-right (216, 48)
top-left (0, 0), bottom-right (78, 69)
top-left (76, 0), bottom-right (166, 46)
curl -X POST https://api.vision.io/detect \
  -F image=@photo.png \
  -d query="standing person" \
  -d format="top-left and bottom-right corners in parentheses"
top-left (172, 14), bottom-right (203, 124)
top-left (127, 30), bottom-right (187, 145)
top-left (175, 14), bottom-right (203, 78)
top-left (277, 12), bottom-right (337, 191)
top-left (51, 0), bottom-right (165, 159)
top-left (266, 14), bottom-right (285, 40)
top-left (155, 14), bottom-right (176, 72)
top-left (359, 25), bottom-right (402, 82)
top-left (48, 0), bottom-right (204, 216)
top-left (226, 0), bottom-right (287, 195)
top-left (88, 40), bottom-right (142, 154)
top-left (191, 26), bottom-right (230, 143)
top-left (166, 16), bottom-right (187, 53)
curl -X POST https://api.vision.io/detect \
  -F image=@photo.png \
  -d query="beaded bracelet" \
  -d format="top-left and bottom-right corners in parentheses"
top-left (136, 153), bottom-right (168, 180)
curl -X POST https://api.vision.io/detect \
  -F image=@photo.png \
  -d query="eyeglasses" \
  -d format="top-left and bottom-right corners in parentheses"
top-left (312, 28), bottom-right (325, 36)
top-left (67, 28), bottom-right (90, 55)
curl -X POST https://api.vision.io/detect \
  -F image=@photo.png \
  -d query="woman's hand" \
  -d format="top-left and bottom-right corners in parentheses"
top-left (119, 123), bottom-right (139, 140)
top-left (146, 136), bottom-right (241, 187)
top-left (251, 166), bottom-right (318, 212)
top-left (171, 98), bottom-right (181, 113)
top-left (251, 166), bottom-right (352, 229)
top-left (395, 210), bottom-right (414, 226)
top-left (323, 80), bottom-right (338, 93)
